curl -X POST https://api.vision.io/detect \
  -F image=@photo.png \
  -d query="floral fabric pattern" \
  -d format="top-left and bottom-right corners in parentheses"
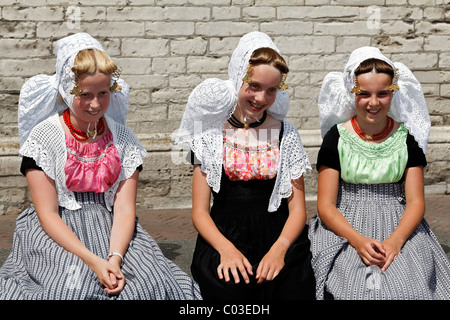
top-left (223, 137), bottom-right (280, 181)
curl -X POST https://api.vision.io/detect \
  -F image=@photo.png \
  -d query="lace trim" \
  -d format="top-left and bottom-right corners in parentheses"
top-left (268, 122), bottom-right (312, 212)
top-left (66, 141), bottom-right (115, 162)
top-left (337, 123), bottom-right (408, 158)
top-left (223, 137), bottom-right (279, 153)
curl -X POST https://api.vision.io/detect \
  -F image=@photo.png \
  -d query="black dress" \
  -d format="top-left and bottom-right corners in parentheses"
top-left (191, 145), bottom-right (316, 300)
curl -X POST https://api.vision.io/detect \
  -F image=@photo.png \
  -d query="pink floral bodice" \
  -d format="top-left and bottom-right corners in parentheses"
top-left (64, 132), bottom-right (121, 193)
top-left (223, 137), bottom-right (280, 181)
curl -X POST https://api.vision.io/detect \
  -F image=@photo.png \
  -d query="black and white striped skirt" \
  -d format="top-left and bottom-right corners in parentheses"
top-left (0, 192), bottom-right (201, 300)
top-left (308, 182), bottom-right (450, 300)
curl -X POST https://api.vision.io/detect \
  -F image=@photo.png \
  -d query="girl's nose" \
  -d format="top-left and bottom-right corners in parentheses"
top-left (90, 97), bottom-right (100, 108)
top-left (369, 95), bottom-right (379, 106)
top-left (254, 91), bottom-right (266, 103)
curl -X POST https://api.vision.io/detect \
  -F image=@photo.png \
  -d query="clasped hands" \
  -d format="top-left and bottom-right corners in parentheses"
top-left (353, 235), bottom-right (402, 271)
top-left (88, 255), bottom-right (125, 295)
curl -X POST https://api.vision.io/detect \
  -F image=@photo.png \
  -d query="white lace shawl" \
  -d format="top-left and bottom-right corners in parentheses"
top-left (19, 112), bottom-right (147, 211)
top-left (191, 120), bottom-right (311, 213)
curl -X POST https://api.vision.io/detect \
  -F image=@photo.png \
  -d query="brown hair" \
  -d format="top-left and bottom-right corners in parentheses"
top-left (248, 47), bottom-right (289, 75)
top-left (354, 58), bottom-right (394, 80)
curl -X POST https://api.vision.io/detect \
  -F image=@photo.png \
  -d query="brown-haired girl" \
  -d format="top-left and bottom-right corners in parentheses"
top-left (308, 46), bottom-right (450, 300)
top-left (176, 31), bottom-right (316, 300)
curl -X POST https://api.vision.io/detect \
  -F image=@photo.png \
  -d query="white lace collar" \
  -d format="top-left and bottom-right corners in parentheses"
top-left (191, 121), bottom-right (311, 212)
top-left (19, 113), bottom-right (146, 211)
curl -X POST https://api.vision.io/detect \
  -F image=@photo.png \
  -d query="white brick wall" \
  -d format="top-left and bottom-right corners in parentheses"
top-left (0, 1), bottom-right (449, 214)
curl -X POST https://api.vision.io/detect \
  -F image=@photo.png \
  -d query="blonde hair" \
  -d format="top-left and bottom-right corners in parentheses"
top-left (67, 49), bottom-right (121, 97)
top-left (72, 49), bottom-right (117, 75)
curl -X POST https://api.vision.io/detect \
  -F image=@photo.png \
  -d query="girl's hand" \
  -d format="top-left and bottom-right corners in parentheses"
top-left (217, 245), bottom-right (253, 284)
top-left (104, 255), bottom-right (126, 295)
top-left (255, 240), bottom-right (286, 284)
top-left (87, 256), bottom-right (125, 294)
top-left (380, 238), bottom-right (402, 271)
top-left (353, 236), bottom-right (386, 267)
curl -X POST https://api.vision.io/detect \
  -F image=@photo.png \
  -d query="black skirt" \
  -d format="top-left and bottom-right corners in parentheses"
top-left (191, 170), bottom-right (316, 300)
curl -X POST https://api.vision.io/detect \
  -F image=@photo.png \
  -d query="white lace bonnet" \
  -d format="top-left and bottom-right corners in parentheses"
top-left (18, 32), bottom-right (129, 146)
top-left (175, 31), bottom-right (289, 147)
top-left (318, 46), bottom-right (430, 153)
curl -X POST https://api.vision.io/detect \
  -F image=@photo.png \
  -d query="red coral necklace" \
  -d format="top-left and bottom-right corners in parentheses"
top-left (63, 108), bottom-right (105, 141)
top-left (351, 115), bottom-right (394, 141)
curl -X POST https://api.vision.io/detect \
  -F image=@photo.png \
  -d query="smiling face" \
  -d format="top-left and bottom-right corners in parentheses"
top-left (69, 71), bottom-right (111, 130)
top-left (236, 64), bottom-right (282, 122)
top-left (354, 71), bottom-right (393, 132)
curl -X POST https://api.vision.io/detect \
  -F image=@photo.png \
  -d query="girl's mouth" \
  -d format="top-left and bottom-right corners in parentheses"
top-left (367, 108), bottom-right (381, 115)
top-left (249, 101), bottom-right (264, 112)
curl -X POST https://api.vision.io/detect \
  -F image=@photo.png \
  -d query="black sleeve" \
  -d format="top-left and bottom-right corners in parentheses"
top-left (406, 133), bottom-right (427, 168)
top-left (188, 150), bottom-right (201, 165)
top-left (316, 125), bottom-right (341, 172)
top-left (20, 156), bottom-right (43, 176)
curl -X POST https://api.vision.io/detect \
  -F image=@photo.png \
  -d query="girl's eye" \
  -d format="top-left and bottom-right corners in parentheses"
top-left (268, 88), bottom-right (277, 94)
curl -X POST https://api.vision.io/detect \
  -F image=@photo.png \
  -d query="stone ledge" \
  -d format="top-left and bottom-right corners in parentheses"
top-left (97, 125), bottom-right (450, 150)
top-left (1, 126), bottom-right (448, 154)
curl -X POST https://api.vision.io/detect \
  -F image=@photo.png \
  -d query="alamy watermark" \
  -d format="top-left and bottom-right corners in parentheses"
top-left (366, 5), bottom-right (381, 30)
top-left (170, 122), bottom-right (281, 166)
top-left (65, 264), bottom-right (82, 290)
top-left (66, 6), bottom-right (81, 30)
